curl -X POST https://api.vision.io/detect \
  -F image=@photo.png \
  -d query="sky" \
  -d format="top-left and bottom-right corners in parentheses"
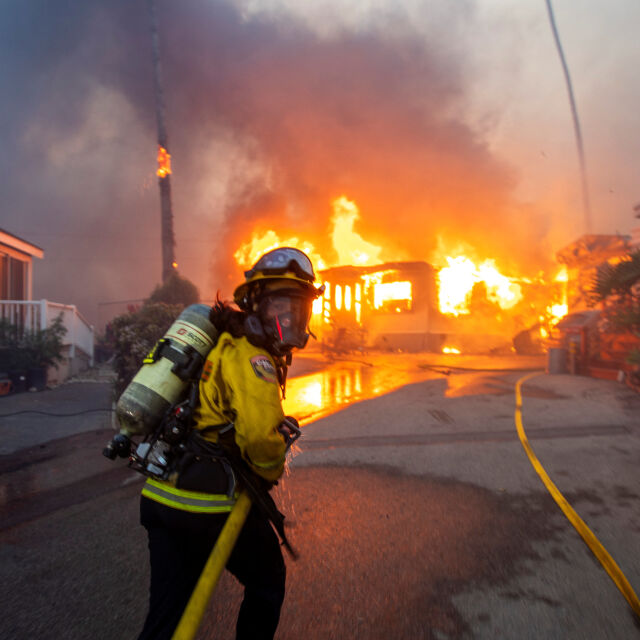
top-left (1, 0), bottom-right (638, 327)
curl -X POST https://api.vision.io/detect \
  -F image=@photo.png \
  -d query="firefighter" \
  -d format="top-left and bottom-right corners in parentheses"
top-left (137, 247), bottom-right (323, 640)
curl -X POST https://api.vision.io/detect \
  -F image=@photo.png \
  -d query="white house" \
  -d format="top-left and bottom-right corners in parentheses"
top-left (1, 228), bottom-right (94, 385)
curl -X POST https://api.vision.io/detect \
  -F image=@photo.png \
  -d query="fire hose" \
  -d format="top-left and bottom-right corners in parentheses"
top-left (515, 372), bottom-right (640, 618)
top-left (171, 490), bottom-right (252, 640)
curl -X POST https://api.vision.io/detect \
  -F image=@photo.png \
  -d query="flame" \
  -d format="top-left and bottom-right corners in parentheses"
top-left (373, 281), bottom-right (411, 311)
top-left (331, 196), bottom-right (381, 266)
top-left (360, 271), bottom-right (412, 313)
top-left (234, 230), bottom-right (325, 270)
top-left (234, 195), bottom-right (384, 272)
top-left (436, 255), bottom-right (522, 316)
top-left (548, 303), bottom-right (568, 321)
top-left (549, 266), bottom-right (569, 322)
top-left (232, 199), bottom-right (567, 334)
top-left (157, 146), bottom-right (172, 178)
top-left (442, 346), bottom-right (461, 354)
top-left (555, 266), bottom-right (568, 283)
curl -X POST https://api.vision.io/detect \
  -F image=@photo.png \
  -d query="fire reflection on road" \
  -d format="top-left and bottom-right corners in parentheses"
top-left (283, 359), bottom-right (438, 424)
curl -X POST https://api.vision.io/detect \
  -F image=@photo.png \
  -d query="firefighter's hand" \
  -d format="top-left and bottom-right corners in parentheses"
top-left (278, 416), bottom-right (301, 448)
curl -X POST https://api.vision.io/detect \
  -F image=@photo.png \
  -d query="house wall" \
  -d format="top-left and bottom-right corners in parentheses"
top-left (0, 251), bottom-right (30, 300)
top-left (318, 261), bottom-right (441, 352)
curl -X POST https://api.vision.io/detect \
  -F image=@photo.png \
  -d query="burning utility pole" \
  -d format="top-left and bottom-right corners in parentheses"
top-left (149, 0), bottom-right (176, 283)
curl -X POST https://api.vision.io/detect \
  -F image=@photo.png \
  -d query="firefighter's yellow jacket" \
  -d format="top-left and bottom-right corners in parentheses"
top-left (141, 332), bottom-right (287, 512)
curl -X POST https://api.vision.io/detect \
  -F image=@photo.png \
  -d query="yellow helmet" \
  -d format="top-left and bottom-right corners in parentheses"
top-left (233, 247), bottom-right (323, 309)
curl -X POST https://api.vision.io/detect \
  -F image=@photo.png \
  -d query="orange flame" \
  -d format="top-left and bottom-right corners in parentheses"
top-left (547, 266), bottom-right (568, 322)
top-left (157, 146), bottom-right (172, 178)
top-left (233, 230), bottom-right (325, 271)
top-left (233, 198), bottom-right (566, 331)
top-left (442, 346), bottom-right (461, 354)
top-left (431, 238), bottom-right (522, 316)
top-left (331, 196), bottom-right (381, 266)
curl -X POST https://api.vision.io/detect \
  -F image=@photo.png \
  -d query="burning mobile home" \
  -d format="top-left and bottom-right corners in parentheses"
top-left (315, 261), bottom-right (439, 352)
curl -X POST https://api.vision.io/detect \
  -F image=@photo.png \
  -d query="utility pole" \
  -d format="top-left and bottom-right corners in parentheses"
top-left (148, 0), bottom-right (176, 282)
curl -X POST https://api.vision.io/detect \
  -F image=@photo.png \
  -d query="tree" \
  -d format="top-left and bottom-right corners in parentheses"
top-left (593, 250), bottom-right (640, 365)
top-left (147, 272), bottom-right (200, 306)
top-left (109, 273), bottom-right (201, 394)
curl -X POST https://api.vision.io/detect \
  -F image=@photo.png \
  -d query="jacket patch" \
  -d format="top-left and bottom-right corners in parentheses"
top-left (250, 355), bottom-right (277, 384)
top-left (201, 360), bottom-right (213, 382)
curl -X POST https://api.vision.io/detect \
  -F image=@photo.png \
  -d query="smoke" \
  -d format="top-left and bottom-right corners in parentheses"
top-left (1, 0), bottom-right (553, 326)
top-left (159, 1), bottom-right (553, 283)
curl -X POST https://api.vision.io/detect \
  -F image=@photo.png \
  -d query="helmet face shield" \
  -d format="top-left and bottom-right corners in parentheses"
top-left (244, 247), bottom-right (315, 283)
top-left (234, 246), bottom-right (323, 313)
top-left (258, 290), bottom-right (313, 354)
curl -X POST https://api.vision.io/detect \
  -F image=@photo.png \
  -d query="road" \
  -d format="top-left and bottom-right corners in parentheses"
top-left (1, 353), bottom-right (639, 639)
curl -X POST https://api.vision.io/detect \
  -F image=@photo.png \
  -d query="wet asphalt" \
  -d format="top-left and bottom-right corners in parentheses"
top-left (1, 353), bottom-right (639, 639)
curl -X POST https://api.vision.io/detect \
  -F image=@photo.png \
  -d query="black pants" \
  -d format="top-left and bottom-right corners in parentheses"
top-left (137, 496), bottom-right (286, 640)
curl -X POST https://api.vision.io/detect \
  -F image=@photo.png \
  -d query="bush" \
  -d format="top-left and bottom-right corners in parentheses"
top-left (110, 302), bottom-right (183, 395)
top-left (110, 274), bottom-right (201, 395)
top-left (0, 315), bottom-right (67, 371)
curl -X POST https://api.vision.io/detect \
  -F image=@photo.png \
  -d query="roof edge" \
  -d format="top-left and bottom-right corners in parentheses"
top-left (0, 228), bottom-right (44, 259)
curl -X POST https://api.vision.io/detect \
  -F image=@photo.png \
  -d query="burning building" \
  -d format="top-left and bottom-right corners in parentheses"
top-left (234, 196), bottom-right (568, 355)
top-left (315, 261), bottom-right (439, 352)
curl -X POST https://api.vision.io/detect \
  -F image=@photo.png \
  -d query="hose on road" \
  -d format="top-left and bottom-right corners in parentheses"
top-left (515, 371), bottom-right (640, 619)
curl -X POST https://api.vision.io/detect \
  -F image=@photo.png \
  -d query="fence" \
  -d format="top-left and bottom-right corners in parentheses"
top-left (0, 299), bottom-right (94, 367)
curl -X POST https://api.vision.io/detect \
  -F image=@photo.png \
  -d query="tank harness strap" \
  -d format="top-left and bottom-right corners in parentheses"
top-left (200, 422), bottom-right (235, 436)
top-left (144, 338), bottom-right (203, 380)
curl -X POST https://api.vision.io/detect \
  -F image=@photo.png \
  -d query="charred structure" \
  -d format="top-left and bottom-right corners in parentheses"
top-left (315, 261), bottom-right (441, 353)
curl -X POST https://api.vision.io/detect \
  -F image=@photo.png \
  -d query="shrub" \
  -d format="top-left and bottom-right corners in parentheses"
top-left (0, 315), bottom-right (67, 371)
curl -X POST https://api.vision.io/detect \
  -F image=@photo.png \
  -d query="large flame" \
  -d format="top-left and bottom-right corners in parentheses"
top-left (436, 255), bottom-right (523, 316)
top-left (233, 197), bottom-right (566, 335)
top-left (331, 196), bottom-right (381, 266)
top-left (233, 230), bottom-right (326, 271)
top-left (431, 238), bottom-right (523, 316)
top-left (233, 195), bottom-right (383, 271)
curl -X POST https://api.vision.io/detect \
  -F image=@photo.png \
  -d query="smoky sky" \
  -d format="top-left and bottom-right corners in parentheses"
top-left (1, 0), bottom-right (551, 326)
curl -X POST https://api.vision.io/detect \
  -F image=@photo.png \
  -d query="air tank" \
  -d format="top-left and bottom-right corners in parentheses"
top-left (116, 304), bottom-right (218, 436)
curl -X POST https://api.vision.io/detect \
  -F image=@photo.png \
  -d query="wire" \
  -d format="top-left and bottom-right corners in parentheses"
top-left (545, 0), bottom-right (592, 232)
top-left (0, 408), bottom-right (114, 418)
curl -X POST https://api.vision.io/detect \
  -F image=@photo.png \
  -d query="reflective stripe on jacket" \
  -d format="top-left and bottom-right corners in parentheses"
top-left (141, 477), bottom-right (237, 513)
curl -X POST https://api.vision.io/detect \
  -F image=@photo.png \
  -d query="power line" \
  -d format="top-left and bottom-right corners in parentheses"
top-left (545, 0), bottom-right (592, 233)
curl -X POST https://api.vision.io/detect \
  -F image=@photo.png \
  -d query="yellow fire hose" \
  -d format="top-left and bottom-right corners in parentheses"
top-left (515, 372), bottom-right (640, 618)
top-left (172, 490), bottom-right (253, 640)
